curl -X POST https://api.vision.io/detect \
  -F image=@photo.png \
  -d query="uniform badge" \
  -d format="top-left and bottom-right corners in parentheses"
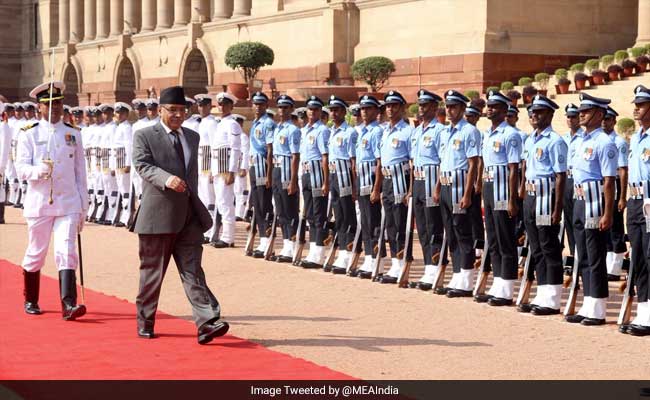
top-left (642, 149), bottom-right (650, 161)
top-left (308, 135), bottom-right (315, 145)
top-left (453, 139), bottom-right (461, 150)
top-left (255, 128), bottom-right (262, 138)
top-left (65, 133), bottom-right (74, 146)
top-left (423, 136), bottom-right (432, 147)
top-left (535, 148), bottom-right (543, 160)
top-left (582, 147), bottom-right (593, 160)
top-left (361, 138), bottom-right (368, 148)
top-left (336, 136), bottom-right (344, 147)
top-left (607, 149), bottom-right (615, 159)
top-left (391, 138), bottom-right (400, 148)
top-left (493, 140), bottom-right (502, 153)
top-left (279, 135), bottom-right (286, 145)
top-left (558, 154), bottom-right (566, 163)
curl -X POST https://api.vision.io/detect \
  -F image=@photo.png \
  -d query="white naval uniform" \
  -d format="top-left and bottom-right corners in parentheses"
top-left (16, 118), bottom-right (38, 204)
top-left (81, 123), bottom-right (95, 211)
top-left (85, 123), bottom-right (104, 219)
top-left (182, 114), bottom-right (201, 133)
top-left (234, 131), bottom-right (250, 219)
top-left (0, 121), bottom-right (11, 204)
top-left (198, 114), bottom-right (218, 240)
top-left (130, 116), bottom-right (159, 202)
top-left (209, 114), bottom-right (242, 244)
top-left (99, 121), bottom-right (118, 222)
top-left (6, 117), bottom-right (25, 204)
top-left (111, 120), bottom-right (133, 225)
top-left (15, 120), bottom-right (88, 272)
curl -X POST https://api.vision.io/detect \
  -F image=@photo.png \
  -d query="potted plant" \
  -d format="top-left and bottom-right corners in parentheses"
top-left (616, 117), bottom-right (636, 140)
top-left (534, 72), bottom-right (550, 96)
top-left (630, 47), bottom-right (646, 58)
top-left (621, 59), bottom-right (638, 77)
top-left (518, 76), bottom-right (533, 87)
top-left (569, 63), bottom-right (584, 73)
top-left (584, 59), bottom-right (599, 85)
top-left (485, 86), bottom-right (500, 95)
top-left (607, 64), bottom-right (623, 81)
top-left (554, 69), bottom-right (570, 94)
top-left (574, 72), bottom-right (588, 90)
top-left (600, 54), bottom-right (615, 70)
top-left (464, 90), bottom-right (480, 100)
top-left (636, 55), bottom-right (650, 72)
top-left (522, 85), bottom-right (538, 105)
top-left (506, 90), bottom-right (521, 106)
top-left (224, 41), bottom-right (275, 100)
top-left (351, 56), bottom-right (396, 96)
top-left (500, 81), bottom-right (514, 91)
top-left (591, 69), bottom-right (606, 85)
top-left (614, 50), bottom-right (629, 64)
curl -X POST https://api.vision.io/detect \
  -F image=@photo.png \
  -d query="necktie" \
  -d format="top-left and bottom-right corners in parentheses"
top-left (171, 130), bottom-right (186, 178)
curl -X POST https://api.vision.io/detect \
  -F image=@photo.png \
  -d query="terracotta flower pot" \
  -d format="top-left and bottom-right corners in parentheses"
top-left (623, 67), bottom-right (635, 77)
top-left (575, 79), bottom-right (587, 90)
top-left (587, 76), bottom-right (594, 86)
top-left (608, 71), bottom-right (620, 81)
top-left (227, 83), bottom-right (249, 101)
top-left (638, 62), bottom-right (648, 73)
top-left (592, 74), bottom-right (605, 85)
top-left (556, 83), bottom-right (570, 94)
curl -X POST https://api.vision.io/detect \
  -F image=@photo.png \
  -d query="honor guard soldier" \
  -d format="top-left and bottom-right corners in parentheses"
top-left (15, 81), bottom-right (87, 320)
top-left (146, 98), bottom-right (160, 123)
top-left (565, 93), bottom-right (618, 326)
top-left (464, 105), bottom-right (481, 126)
top-left (377, 90), bottom-right (413, 284)
top-left (507, 105), bottom-right (527, 247)
top-left (112, 102), bottom-right (133, 227)
top-left (233, 113), bottom-right (249, 221)
top-left (130, 99), bottom-right (156, 203)
top-left (349, 104), bottom-right (362, 126)
top-left (63, 105), bottom-right (72, 125)
top-left (622, 85), bottom-right (650, 335)
top-left (6, 102), bottom-right (22, 207)
top-left (298, 96), bottom-right (330, 268)
top-left (3, 103), bottom-right (17, 206)
top-left (98, 104), bottom-right (119, 225)
top-left (602, 106), bottom-right (629, 280)
top-left (519, 95), bottom-right (567, 314)
top-left (0, 103), bottom-right (10, 223)
top-left (71, 107), bottom-right (85, 129)
top-left (411, 89), bottom-right (446, 290)
top-left (563, 103), bottom-right (583, 256)
top-left (83, 107), bottom-right (101, 221)
top-left (271, 95), bottom-right (301, 262)
top-left (195, 93), bottom-right (218, 243)
top-left (467, 104), bottom-right (485, 260)
top-left (182, 97), bottom-right (201, 132)
top-left (354, 95), bottom-right (385, 277)
top-left (246, 92), bottom-right (277, 257)
top-left (209, 92), bottom-right (242, 248)
top-left (434, 90), bottom-right (481, 296)
top-left (325, 95), bottom-right (358, 273)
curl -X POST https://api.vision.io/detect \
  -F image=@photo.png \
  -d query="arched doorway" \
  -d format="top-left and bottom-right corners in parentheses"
top-left (182, 49), bottom-right (209, 97)
top-left (115, 57), bottom-right (137, 103)
top-left (63, 64), bottom-right (80, 106)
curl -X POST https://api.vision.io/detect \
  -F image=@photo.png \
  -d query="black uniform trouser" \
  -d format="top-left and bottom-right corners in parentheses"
top-left (301, 173), bottom-right (327, 245)
top-left (413, 179), bottom-right (444, 264)
top-left (382, 174), bottom-right (412, 260)
top-left (470, 191), bottom-right (484, 244)
top-left (483, 181), bottom-right (518, 280)
top-left (330, 172), bottom-right (356, 249)
top-left (440, 185), bottom-right (475, 272)
top-left (357, 183), bottom-right (384, 258)
top-left (523, 193), bottom-right (563, 285)
top-left (627, 199), bottom-right (650, 302)
top-left (573, 199), bottom-right (609, 298)
top-left (606, 178), bottom-right (627, 254)
top-left (563, 177), bottom-right (576, 255)
top-left (250, 166), bottom-right (273, 238)
top-left (271, 167), bottom-right (299, 240)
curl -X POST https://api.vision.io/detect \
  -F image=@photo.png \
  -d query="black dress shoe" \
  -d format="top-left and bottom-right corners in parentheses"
top-left (211, 240), bottom-right (234, 248)
top-left (252, 250), bottom-right (265, 258)
top-left (446, 289), bottom-right (472, 298)
top-left (236, 217), bottom-right (245, 222)
top-left (417, 282), bottom-right (433, 291)
top-left (517, 303), bottom-right (533, 313)
top-left (332, 266), bottom-right (347, 275)
top-left (581, 317), bottom-right (606, 326)
top-left (531, 306), bottom-right (561, 316)
top-left (114, 222), bottom-right (126, 228)
top-left (434, 287), bottom-right (451, 295)
top-left (323, 264), bottom-right (333, 272)
top-left (607, 274), bottom-right (621, 281)
top-left (358, 271), bottom-right (372, 279)
top-left (203, 237), bottom-right (210, 244)
top-left (619, 324), bottom-right (631, 334)
top-left (300, 261), bottom-right (322, 269)
top-left (198, 320), bottom-right (230, 345)
top-left (24, 302), bottom-right (42, 315)
top-left (62, 304), bottom-right (87, 321)
top-left (565, 314), bottom-right (586, 323)
top-left (474, 294), bottom-right (493, 303)
top-left (628, 325), bottom-right (650, 336)
top-left (276, 255), bottom-right (292, 263)
top-left (380, 275), bottom-right (398, 284)
top-left (488, 297), bottom-right (513, 307)
top-left (138, 328), bottom-right (156, 339)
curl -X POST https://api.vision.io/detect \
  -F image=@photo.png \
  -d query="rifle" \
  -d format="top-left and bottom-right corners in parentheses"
top-left (515, 245), bottom-right (533, 306)
top-left (430, 232), bottom-right (448, 291)
top-left (292, 197), bottom-right (307, 266)
top-left (563, 245), bottom-right (580, 316)
top-left (397, 196), bottom-right (415, 288)
top-left (617, 249), bottom-right (634, 326)
top-left (244, 208), bottom-right (257, 257)
top-left (370, 208), bottom-right (386, 281)
top-left (346, 211), bottom-right (363, 276)
top-left (264, 211), bottom-right (278, 261)
top-left (322, 193), bottom-right (338, 269)
top-left (472, 239), bottom-right (491, 297)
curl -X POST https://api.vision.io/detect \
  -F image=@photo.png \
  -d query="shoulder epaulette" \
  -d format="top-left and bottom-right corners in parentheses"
top-left (21, 122), bottom-right (39, 131)
top-left (64, 122), bottom-right (81, 130)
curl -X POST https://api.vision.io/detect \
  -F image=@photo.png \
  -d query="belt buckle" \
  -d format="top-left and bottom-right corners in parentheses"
top-left (575, 186), bottom-right (585, 198)
top-left (525, 183), bottom-right (535, 193)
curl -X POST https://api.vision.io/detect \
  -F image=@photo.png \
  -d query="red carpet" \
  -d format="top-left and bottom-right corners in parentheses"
top-left (0, 260), bottom-right (353, 380)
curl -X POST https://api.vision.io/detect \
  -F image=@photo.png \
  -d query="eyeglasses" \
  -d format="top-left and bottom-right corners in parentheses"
top-left (162, 106), bottom-right (186, 115)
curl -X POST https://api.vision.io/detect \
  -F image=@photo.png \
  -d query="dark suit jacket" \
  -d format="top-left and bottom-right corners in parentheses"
top-left (131, 122), bottom-right (213, 234)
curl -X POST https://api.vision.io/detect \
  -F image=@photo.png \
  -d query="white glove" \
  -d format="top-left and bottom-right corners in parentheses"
top-left (78, 214), bottom-right (85, 233)
top-left (37, 161), bottom-right (53, 179)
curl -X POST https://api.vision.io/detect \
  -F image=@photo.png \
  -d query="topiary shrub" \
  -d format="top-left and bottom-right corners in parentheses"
top-left (614, 50), bottom-right (629, 63)
top-left (485, 86), bottom-right (500, 95)
top-left (224, 41), bottom-right (275, 84)
top-left (616, 117), bottom-right (635, 136)
top-left (518, 77), bottom-right (533, 86)
top-left (534, 72), bottom-right (550, 90)
top-left (585, 59), bottom-right (600, 73)
top-left (645, 44), bottom-right (650, 54)
top-left (351, 56), bottom-right (396, 92)
top-left (600, 54), bottom-right (615, 67)
top-left (464, 90), bottom-right (480, 100)
top-left (630, 47), bottom-right (646, 58)
top-left (500, 81), bottom-right (514, 91)
top-left (569, 63), bottom-right (585, 73)
top-left (555, 68), bottom-right (568, 80)
top-left (408, 103), bottom-right (419, 117)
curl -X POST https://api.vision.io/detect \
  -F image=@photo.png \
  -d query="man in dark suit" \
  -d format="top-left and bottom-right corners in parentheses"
top-left (131, 86), bottom-right (229, 344)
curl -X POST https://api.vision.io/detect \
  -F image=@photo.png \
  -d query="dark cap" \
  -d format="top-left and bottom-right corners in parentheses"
top-left (159, 86), bottom-right (187, 105)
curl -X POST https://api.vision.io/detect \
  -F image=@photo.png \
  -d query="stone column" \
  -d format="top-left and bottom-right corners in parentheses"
top-left (191, 0), bottom-right (210, 22)
top-left (212, 0), bottom-right (233, 19)
top-left (58, 0), bottom-right (70, 45)
top-left (156, 0), bottom-right (173, 29)
top-left (70, 0), bottom-right (84, 43)
top-left (232, 0), bottom-right (251, 17)
top-left (84, 0), bottom-right (97, 41)
top-left (173, 0), bottom-right (190, 27)
top-left (141, 0), bottom-right (156, 32)
top-left (96, 0), bottom-right (110, 39)
top-left (123, 0), bottom-right (141, 33)
top-left (110, 0), bottom-right (123, 37)
top-left (637, 0), bottom-right (650, 46)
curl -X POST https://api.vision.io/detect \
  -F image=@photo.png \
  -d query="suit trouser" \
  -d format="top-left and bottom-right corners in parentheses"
top-left (413, 179), bottom-right (444, 264)
top-left (272, 167), bottom-right (299, 240)
top-left (301, 173), bottom-right (327, 246)
top-left (573, 199), bottom-right (609, 299)
top-left (606, 178), bottom-right (627, 254)
top-left (627, 199), bottom-right (650, 302)
top-left (250, 166), bottom-right (273, 238)
top-left (382, 174), bottom-right (412, 260)
top-left (470, 191), bottom-right (484, 244)
top-left (440, 185), bottom-right (475, 272)
top-left (136, 209), bottom-right (221, 331)
top-left (213, 174), bottom-right (235, 244)
top-left (483, 181), bottom-right (518, 280)
top-left (330, 172), bottom-right (356, 249)
top-left (22, 214), bottom-right (80, 272)
top-left (563, 177), bottom-right (576, 255)
top-left (523, 193), bottom-right (563, 286)
top-left (115, 171), bottom-right (131, 225)
top-left (356, 183), bottom-right (384, 258)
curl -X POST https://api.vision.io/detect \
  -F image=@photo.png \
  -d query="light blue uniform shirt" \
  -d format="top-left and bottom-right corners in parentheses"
top-left (380, 119), bottom-right (413, 166)
top-left (300, 120), bottom-right (329, 161)
top-left (440, 118), bottom-right (481, 172)
top-left (249, 114), bottom-right (276, 156)
top-left (328, 121), bottom-right (357, 161)
top-left (572, 128), bottom-right (618, 184)
top-left (605, 131), bottom-right (629, 168)
top-left (564, 128), bottom-right (584, 170)
top-left (411, 120), bottom-right (444, 166)
top-left (518, 129), bottom-right (528, 160)
top-left (355, 121), bottom-right (382, 164)
top-left (523, 125), bottom-right (568, 179)
top-left (273, 121), bottom-right (301, 156)
top-left (628, 127), bottom-right (650, 183)
top-left (481, 120), bottom-right (522, 167)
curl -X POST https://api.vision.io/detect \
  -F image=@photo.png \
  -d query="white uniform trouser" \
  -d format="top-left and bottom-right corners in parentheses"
top-left (234, 173), bottom-right (247, 219)
top-left (86, 165), bottom-right (94, 210)
top-left (213, 174), bottom-right (235, 244)
top-left (101, 170), bottom-right (118, 222)
top-left (93, 168), bottom-right (105, 218)
top-left (131, 170), bottom-right (143, 200)
top-left (0, 175), bottom-right (6, 203)
top-left (22, 214), bottom-right (80, 272)
top-left (6, 160), bottom-right (18, 204)
top-left (198, 173), bottom-right (216, 239)
top-left (115, 171), bottom-right (131, 225)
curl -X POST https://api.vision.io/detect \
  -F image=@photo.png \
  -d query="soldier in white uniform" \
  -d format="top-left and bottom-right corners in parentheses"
top-left (85, 107), bottom-right (104, 221)
top-left (71, 107), bottom-right (85, 129)
top-left (209, 92), bottom-right (242, 248)
top-left (195, 94), bottom-right (219, 243)
top-left (129, 99), bottom-right (150, 204)
top-left (0, 102), bottom-right (10, 223)
top-left (182, 97), bottom-right (202, 132)
top-left (7, 103), bottom-right (25, 206)
top-left (15, 81), bottom-right (87, 320)
top-left (234, 113), bottom-right (250, 222)
top-left (111, 102), bottom-right (133, 227)
top-left (97, 104), bottom-right (118, 224)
